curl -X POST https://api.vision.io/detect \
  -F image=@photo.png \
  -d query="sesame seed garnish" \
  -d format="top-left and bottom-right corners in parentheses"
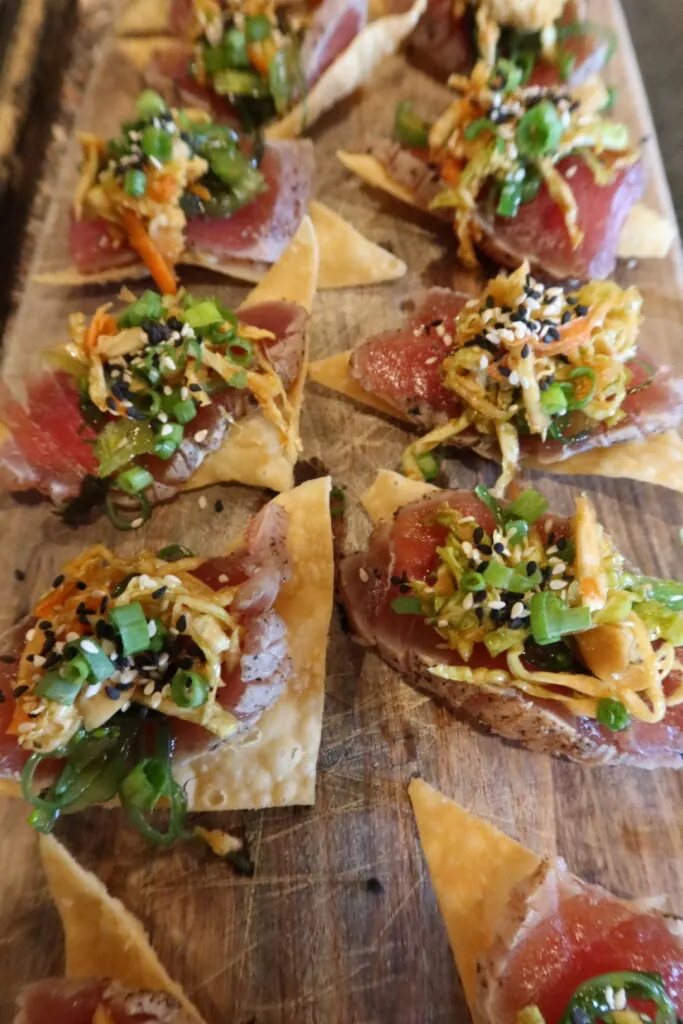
top-left (549, 579), bottom-right (567, 590)
top-left (198, 496), bottom-right (207, 510)
top-left (194, 429), bottom-right (208, 443)
top-left (177, 614), bottom-right (187, 632)
top-left (463, 593), bottom-right (474, 610)
top-left (359, 568), bottom-right (369, 583)
top-left (151, 586), bottom-right (168, 600)
top-left (105, 686), bottom-right (120, 700)
top-left (159, 423), bottom-right (173, 437)
top-left (52, 574), bottom-right (65, 588)
top-left (13, 685), bottom-right (29, 699)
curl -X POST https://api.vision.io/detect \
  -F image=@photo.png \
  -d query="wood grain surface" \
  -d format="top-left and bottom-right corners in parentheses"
top-left (1, 3), bottom-right (683, 1023)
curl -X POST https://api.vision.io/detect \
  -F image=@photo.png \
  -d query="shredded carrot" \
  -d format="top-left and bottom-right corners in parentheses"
top-left (121, 209), bottom-right (177, 295)
top-left (147, 174), bottom-right (177, 203)
top-left (85, 306), bottom-right (116, 353)
top-left (440, 156), bottom-right (463, 185)
top-left (504, 300), bottom-right (613, 358)
top-left (188, 182), bottom-right (212, 201)
top-left (34, 581), bottom-right (77, 619)
top-left (248, 38), bottom-right (277, 76)
top-left (7, 702), bottom-right (31, 736)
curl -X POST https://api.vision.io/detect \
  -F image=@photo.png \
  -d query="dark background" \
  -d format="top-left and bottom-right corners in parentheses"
top-left (623, 0), bottom-right (683, 227)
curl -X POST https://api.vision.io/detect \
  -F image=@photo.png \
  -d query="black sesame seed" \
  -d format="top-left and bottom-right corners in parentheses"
top-left (493, 542), bottom-right (505, 555)
top-left (473, 526), bottom-right (484, 544)
top-left (106, 397), bottom-right (117, 412)
top-left (178, 656), bottom-right (194, 671)
top-left (390, 576), bottom-right (402, 586)
top-left (76, 581), bottom-right (88, 591)
top-left (485, 296), bottom-right (495, 309)
top-left (499, 366), bottom-right (512, 378)
top-left (539, 379), bottom-right (549, 391)
top-left (557, 537), bottom-right (568, 551)
top-left (474, 606), bottom-right (484, 622)
top-left (546, 327), bottom-right (560, 342)
top-left (478, 544), bottom-right (493, 555)
top-left (476, 561), bottom-right (489, 574)
top-left (189, 382), bottom-right (202, 392)
top-left (366, 877), bottom-right (384, 894)
top-left (26, 655), bottom-right (35, 663)
top-left (43, 652), bottom-right (62, 670)
top-left (214, 499), bottom-right (224, 513)
top-left (14, 569), bottom-right (26, 582)
top-left (526, 560), bottom-right (538, 576)
top-left (52, 574), bottom-right (65, 588)
top-left (167, 316), bottom-right (183, 332)
top-left (566, 295), bottom-right (578, 305)
top-left (13, 685), bottom-right (29, 698)
top-left (105, 686), bottom-right (120, 700)
top-left (520, 344), bottom-right (530, 360)
top-left (399, 583), bottom-right (412, 593)
top-left (177, 614), bottom-right (187, 632)
top-left (117, 682), bottom-right (135, 691)
top-left (561, 310), bottom-right (572, 324)
top-left (151, 586), bottom-right (168, 600)
top-left (0, 655), bottom-right (16, 664)
top-left (575, 304), bottom-right (589, 317)
top-left (38, 620), bottom-right (52, 631)
top-left (509, 617), bottom-right (526, 629)
top-left (99, 596), bottom-right (109, 614)
top-left (473, 590), bottom-right (486, 604)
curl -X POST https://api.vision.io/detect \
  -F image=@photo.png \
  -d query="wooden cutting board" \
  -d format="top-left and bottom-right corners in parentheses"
top-left (1, 2), bottom-right (682, 1022)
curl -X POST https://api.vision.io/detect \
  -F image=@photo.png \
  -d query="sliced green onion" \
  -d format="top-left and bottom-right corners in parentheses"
top-left (170, 670), bottom-right (209, 708)
top-left (124, 168), bottom-right (147, 198)
top-left (96, 421), bottom-right (155, 478)
top-left (541, 381), bottom-right (569, 417)
top-left (507, 490), bottom-right (548, 524)
top-left (391, 595), bottom-right (422, 615)
top-left (506, 519), bottom-right (528, 546)
top-left (394, 100), bottom-right (430, 147)
top-left (182, 299), bottom-right (224, 329)
top-left (34, 671), bottom-right (84, 706)
top-left (153, 423), bottom-right (184, 459)
top-left (172, 398), bottom-right (197, 425)
top-left (141, 125), bottom-right (173, 163)
top-left (464, 117), bottom-right (499, 141)
top-left (484, 627), bottom-right (525, 657)
top-left (104, 492), bottom-right (151, 531)
top-left (120, 758), bottom-right (168, 813)
top-left (497, 178), bottom-right (522, 218)
top-left (245, 14), bottom-right (272, 43)
top-left (28, 807), bottom-right (59, 833)
top-left (516, 100), bottom-right (564, 159)
top-left (136, 89), bottom-right (167, 119)
top-left (214, 68), bottom-right (268, 96)
top-left (559, 969), bottom-right (675, 1024)
top-left (267, 39), bottom-right (304, 115)
top-left (567, 367), bottom-right (597, 410)
top-left (415, 451), bottom-right (441, 481)
top-left (556, 49), bottom-right (576, 82)
top-left (147, 617), bottom-right (169, 653)
top-left (483, 562), bottom-right (513, 589)
top-left (70, 639), bottom-right (116, 683)
top-left (109, 601), bottom-right (150, 656)
top-left (226, 337), bottom-right (253, 366)
top-left (221, 28), bottom-right (250, 70)
top-left (115, 465), bottom-right (154, 495)
top-left (509, 569), bottom-right (542, 593)
top-left (529, 592), bottom-right (592, 645)
top-left (228, 369), bottom-right (248, 389)
top-left (520, 168), bottom-right (542, 204)
top-left (158, 544), bottom-right (194, 561)
top-left (129, 388), bottom-right (162, 420)
top-left (491, 58), bottom-right (523, 93)
top-left (117, 290), bottom-right (164, 329)
top-left (61, 652), bottom-right (90, 685)
top-left (460, 571), bottom-right (486, 592)
top-left (630, 576), bottom-right (683, 611)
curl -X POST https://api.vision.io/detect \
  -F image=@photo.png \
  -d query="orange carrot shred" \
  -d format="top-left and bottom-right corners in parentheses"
top-left (121, 209), bottom-right (177, 295)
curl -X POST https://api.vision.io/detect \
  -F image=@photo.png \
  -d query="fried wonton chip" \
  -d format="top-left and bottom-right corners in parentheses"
top-left (310, 351), bottom-right (683, 494)
top-left (39, 833), bottom-right (207, 1023)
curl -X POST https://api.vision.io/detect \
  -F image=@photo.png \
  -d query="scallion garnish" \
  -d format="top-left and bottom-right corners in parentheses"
top-left (115, 465), bottom-right (154, 496)
top-left (595, 697), bottom-right (630, 733)
top-left (394, 100), bottom-right (430, 148)
top-left (157, 544), bottom-right (194, 561)
top-left (515, 100), bottom-right (563, 158)
top-left (68, 638), bottom-right (116, 683)
top-left (109, 601), bottom-right (150, 656)
top-left (124, 168), bottom-right (147, 198)
top-left (34, 671), bottom-right (84, 706)
top-left (170, 670), bottom-right (209, 708)
top-left (506, 490), bottom-right (548, 525)
top-left (529, 592), bottom-right (592, 645)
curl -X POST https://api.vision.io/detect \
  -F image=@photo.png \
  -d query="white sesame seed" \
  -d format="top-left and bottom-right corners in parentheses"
top-left (17, 722), bottom-right (34, 734)
top-left (613, 988), bottom-right (627, 1011)
top-left (160, 356), bottom-right (176, 371)
top-left (549, 579), bottom-right (567, 590)
top-left (479, 355), bottom-right (489, 369)
top-left (437, 619), bottom-right (449, 629)
top-left (84, 683), bottom-right (101, 699)
top-left (463, 593), bottom-right (474, 610)
top-left (66, 631), bottom-right (80, 643)
top-left (81, 639), bottom-right (99, 654)
top-left (159, 423), bottom-right (173, 437)
top-left (508, 371), bottom-right (520, 387)
top-left (148, 620), bottom-right (157, 638)
top-left (359, 568), bottom-right (369, 583)
top-left (180, 387), bottom-right (189, 401)
top-left (424, 356), bottom-right (438, 365)
top-left (163, 385), bottom-right (173, 396)
top-left (546, 545), bottom-right (558, 555)
top-left (149, 692), bottom-right (162, 709)
top-left (436, 324), bottom-right (446, 338)
top-left (511, 601), bottom-right (525, 619)
top-left (55, 642), bottom-right (65, 654)
top-left (442, 333), bottom-right (453, 347)
top-left (552, 562), bottom-right (565, 576)
top-left (144, 681), bottom-right (156, 696)
top-left (459, 516), bottom-right (475, 524)
top-left (130, 518), bottom-right (144, 529)
top-left (194, 429), bottom-right (208, 443)
top-left (25, 629), bottom-right (36, 642)
top-left (605, 986), bottom-right (615, 1010)
top-left (157, 411), bottom-right (169, 423)
top-left (198, 496), bottom-right (207, 510)
top-left (461, 541), bottom-right (473, 557)
top-left (219, 574), bottom-right (228, 583)
top-left (489, 600), bottom-right (506, 610)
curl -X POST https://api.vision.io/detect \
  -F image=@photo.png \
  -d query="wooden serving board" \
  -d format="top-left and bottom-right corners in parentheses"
top-left (1, 2), bottom-right (683, 1022)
